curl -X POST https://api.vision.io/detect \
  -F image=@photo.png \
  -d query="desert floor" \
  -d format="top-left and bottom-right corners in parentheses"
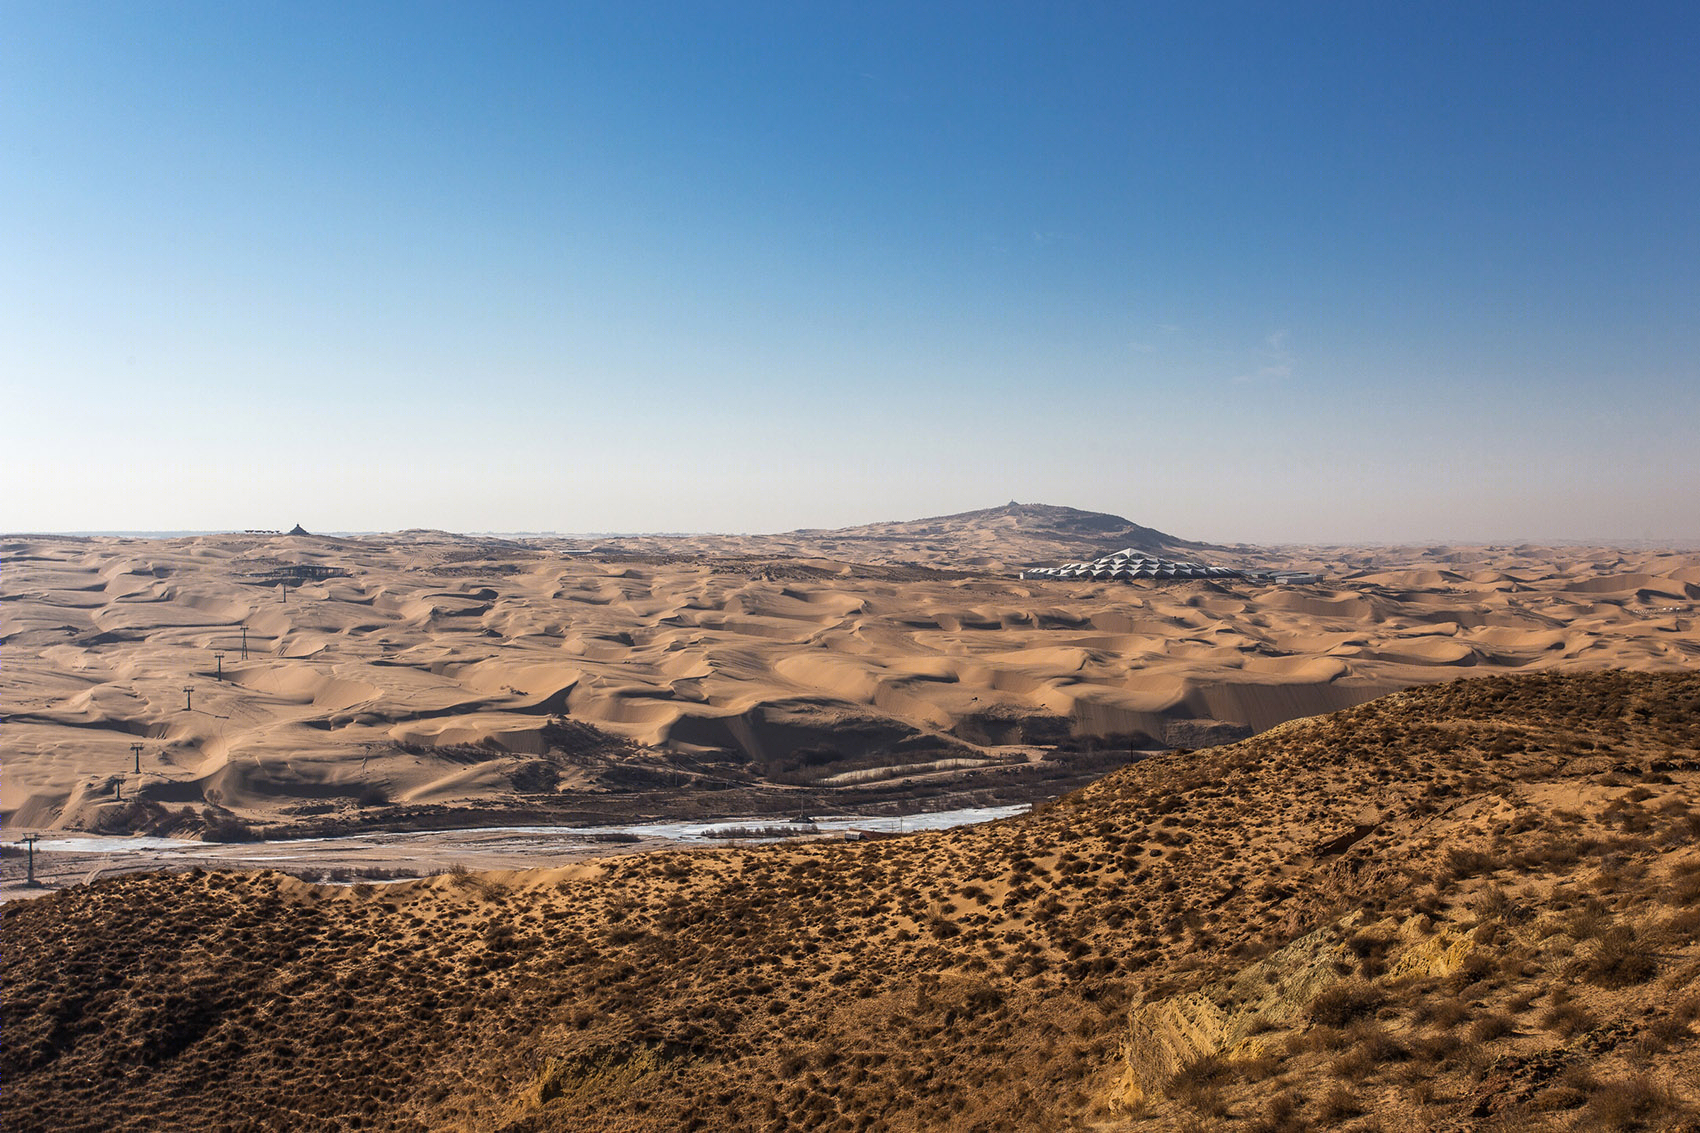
top-left (3, 521), bottom-right (1696, 848)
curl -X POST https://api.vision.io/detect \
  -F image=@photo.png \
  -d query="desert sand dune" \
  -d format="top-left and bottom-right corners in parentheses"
top-left (2, 515), bottom-right (1696, 835)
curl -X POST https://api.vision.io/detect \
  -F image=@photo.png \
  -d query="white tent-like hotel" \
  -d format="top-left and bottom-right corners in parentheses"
top-left (1020, 549), bottom-right (1242, 582)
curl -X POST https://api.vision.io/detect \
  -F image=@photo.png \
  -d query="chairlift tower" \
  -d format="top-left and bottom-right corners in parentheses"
top-left (214, 651), bottom-right (225, 680)
top-left (183, 685), bottom-right (195, 711)
top-left (240, 625), bottom-right (249, 661)
top-left (131, 742), bottom-right (144, 774)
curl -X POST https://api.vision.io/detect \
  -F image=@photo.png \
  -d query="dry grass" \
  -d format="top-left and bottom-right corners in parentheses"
top-left (4, 670), bottom-right (1699, 1132)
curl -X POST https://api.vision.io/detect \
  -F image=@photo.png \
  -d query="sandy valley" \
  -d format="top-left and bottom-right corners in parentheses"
top-left (4, 505), bottom-right (1696, 844)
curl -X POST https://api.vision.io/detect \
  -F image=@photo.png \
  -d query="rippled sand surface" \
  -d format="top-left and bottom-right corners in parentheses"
top-left (4, 521), bottom-right (1695, 833)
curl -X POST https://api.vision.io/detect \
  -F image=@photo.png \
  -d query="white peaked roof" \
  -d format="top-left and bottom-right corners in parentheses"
top-left (1020, 549), bottom-right (1243, 582)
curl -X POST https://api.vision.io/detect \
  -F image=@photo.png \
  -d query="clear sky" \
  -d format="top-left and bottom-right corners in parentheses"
top-left (5, 2), bottom-right (1697, 543)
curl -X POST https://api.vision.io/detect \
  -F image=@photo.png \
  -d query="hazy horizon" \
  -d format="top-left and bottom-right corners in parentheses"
top-left (13, 498), bottom-right (1700, 550)
top-left (6, 3), bottom-right (1697, 544)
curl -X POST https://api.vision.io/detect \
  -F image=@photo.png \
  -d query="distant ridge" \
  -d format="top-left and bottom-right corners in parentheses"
top-left (791, 501), bottom-right (1202, 558)
top-left (517, 501), bottom-right (1212, 570)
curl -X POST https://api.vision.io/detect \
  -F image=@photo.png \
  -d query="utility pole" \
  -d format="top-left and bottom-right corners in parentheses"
top-left (214, 651), bottom-right (225, 680)
top-left (183, 685), bottom-right (195, 711)
top-left (21, 834), bottom-right (40, 886)
top-left (131, 742), bottom-right (144, 774)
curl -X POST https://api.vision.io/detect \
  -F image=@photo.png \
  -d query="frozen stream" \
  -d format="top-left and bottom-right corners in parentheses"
top-left (3, 804), bottom-right (1030, 897)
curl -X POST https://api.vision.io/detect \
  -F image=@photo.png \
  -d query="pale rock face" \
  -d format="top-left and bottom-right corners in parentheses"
top-left (1110, 908), bottom-right (1486, 1112)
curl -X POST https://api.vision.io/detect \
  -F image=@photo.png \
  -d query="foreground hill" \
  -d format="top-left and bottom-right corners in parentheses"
top-left (5, 671), bottom-right (1699, 1131)
top-left (6, 532), bottom-right (1695, 838)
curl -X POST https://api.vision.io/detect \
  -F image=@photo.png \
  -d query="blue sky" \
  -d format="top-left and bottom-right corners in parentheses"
top-left (5, 2), bottom-right (1697, 541)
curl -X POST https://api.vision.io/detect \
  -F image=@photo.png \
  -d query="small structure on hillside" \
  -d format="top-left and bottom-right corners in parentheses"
top-left (1020, 549), bottom-right (1243, 582)
top-left (287, 523), bottom-right (311, 536)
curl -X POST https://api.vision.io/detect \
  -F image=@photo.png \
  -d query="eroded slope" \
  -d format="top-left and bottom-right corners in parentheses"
top-left (4, 672), bottom-right (1699, 1132)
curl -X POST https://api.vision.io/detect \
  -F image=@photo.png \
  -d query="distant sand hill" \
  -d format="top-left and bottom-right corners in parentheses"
top-left (2, 507), bottom-right (1697, 835)
top-left (788, 500), bottom-right (1204, 562)
top-left (580, 501), bottom-right (1204, 568)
